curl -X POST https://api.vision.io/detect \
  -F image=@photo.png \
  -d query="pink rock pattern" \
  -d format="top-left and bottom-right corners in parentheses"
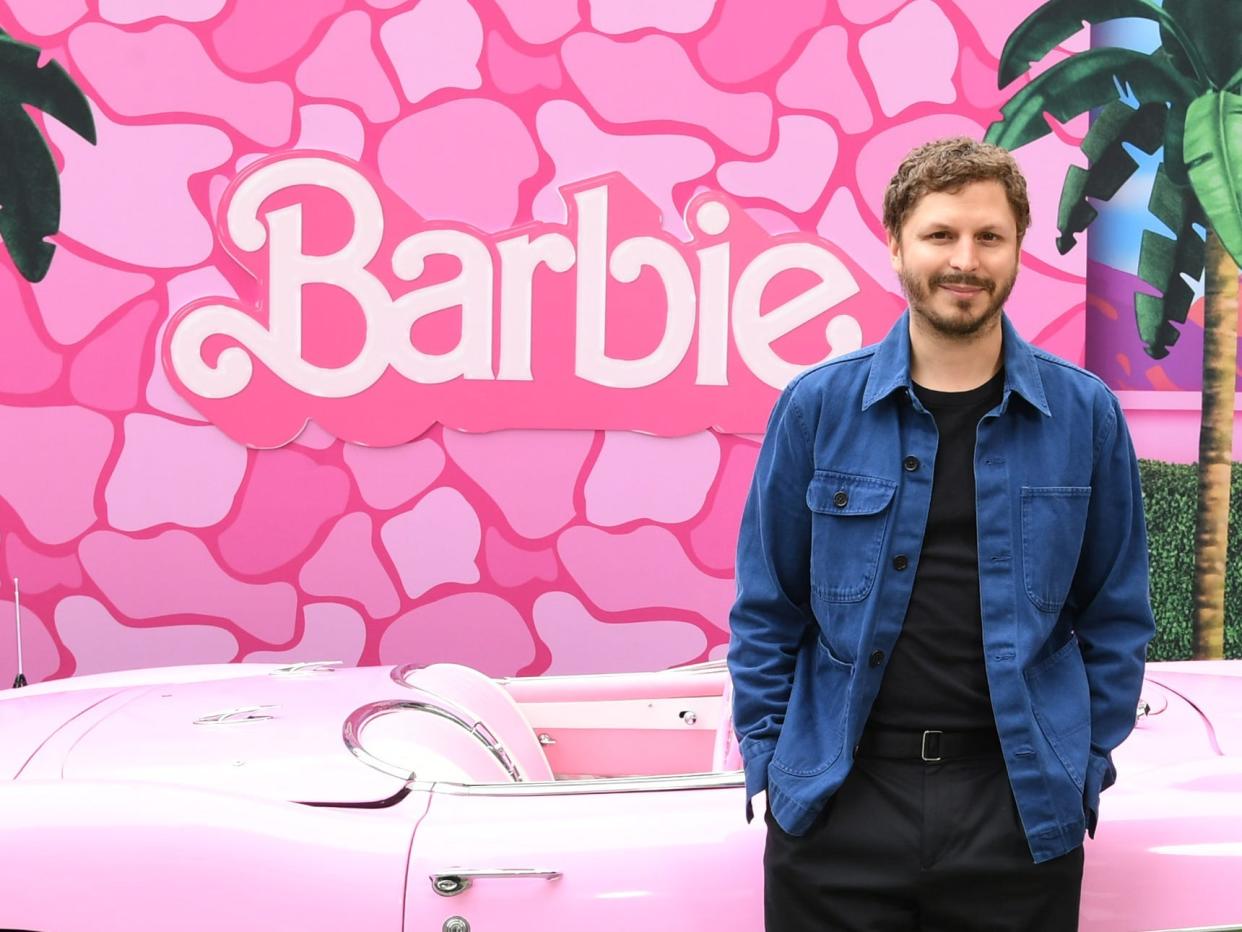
top-left (584, 431), bottom-right (720, 527)
top-left (68, 23), bottom-right (294, 146)
top-left (589, 0), bottom-right (716, 35)
top-left (209, 0), bottom-right (346, 74)
top-left (485, 31), bottom-right (562, 95)
top-left (379, 0), bottom-right (483, 105)
top-left (246, 602), bottom-right (367, 665)
top-left (837, 0), bottom-right (908, 25)
top-left (442, 429), bottom-right (593, 539)
top-left (859, 0), bottom-right (959, 118)
top-left (78, 530), bottom-right (297, 644)
top-left (343, 439), bottom-right (445, 511)
top-left (105, 414), bottom-right (247, 531)
top-left (68, 299), bottom-right (159, 412)
top-left (99, 0), bottom-right (226, 25)
top-left (688, 439), bottom-right (759, 572)
top-left (3, 534), bottom-right (83, 595)
top-left (0, 601), bottom-right (61, 685)
top-left (817, 187), bottom-right (898, 292)
top-left (295, 10), bottom-right (400, 123)
top-left (2, 0), bottom-right (86, 35)
top-left (717, 115), bottom-right (839, 213)
top-left (854, 114), bottom-right (985, 224)
top-left (381, 487), bottom-right (481, 599)
top-left (147, 267), bottom-right (237, 422)
top-left (217, 450), bottom-right (351, 576)
top-left (0, 405), bottom-right (112, 545)
top-left (533, 591), bottom-right (708, 674)
top-left (30, 245), bottom-right (153, 346)
top-left (0, 264), bottom-right (61, 394)
top-left (533, 100), bottom-right (715, 236)
top-left (55, 595), bottom-right (238, 675)
top-left (299, 513), bottom-right (401, 619)
top-left (378, 99), bottom-right (538, 231)
top-left (379, 592), bottom-right (536, 676)
top-left (775, 26), bottom-right (873, 134)
top-left (561, 34), bottom-right (773, 156)
top-left (484, 528), bottom-right (559, 589)
top-left (696, 0), bottom-right (827, 84)
top-left (47, 106), bottom-right (233, 268)
top-left (556, 525), bottom-right (736, 628)
top-left (0, 0), bottom-right (1087, 680)
top-left (491, 0), bottom-right (578, 45)
top-left (294, 104), bottom-right (367, 161)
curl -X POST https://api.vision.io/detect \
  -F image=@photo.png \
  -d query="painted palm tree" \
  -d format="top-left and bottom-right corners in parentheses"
top-left (0, 29), bottom-right (94, 282)
top-left (984, 0), bottom-right (1242, 660)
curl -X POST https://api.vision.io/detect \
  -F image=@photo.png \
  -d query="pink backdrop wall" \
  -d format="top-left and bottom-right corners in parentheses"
top-left (0, 0), bottom-right (1090, 683)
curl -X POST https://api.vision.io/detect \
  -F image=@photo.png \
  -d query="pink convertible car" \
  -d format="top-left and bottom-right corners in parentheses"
top-left (0, 657), bottom-right (1239, 931)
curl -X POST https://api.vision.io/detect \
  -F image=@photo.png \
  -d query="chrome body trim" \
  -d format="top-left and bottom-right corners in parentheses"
top-left (342, 699), bottom-right (520, 782)
top-left (269, 660), bottom-right (342, 676)
top-left (430, 867), bottom-right (562, 897)
top-left (193, 705), bottom-right (277, 725)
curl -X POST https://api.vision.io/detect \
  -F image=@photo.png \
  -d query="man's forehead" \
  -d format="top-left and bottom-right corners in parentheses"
top-left (905, 181), bottom-right (1016, 227)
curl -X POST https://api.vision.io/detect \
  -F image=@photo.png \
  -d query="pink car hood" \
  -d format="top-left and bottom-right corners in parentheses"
top-left (12, 665), bottom-right (414, 804)
top-left (1146, 660), bottom-right (1242, 758)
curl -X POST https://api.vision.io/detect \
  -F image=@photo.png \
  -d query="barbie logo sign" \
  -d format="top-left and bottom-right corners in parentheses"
top-left (164, 154), bottom-right (900, 446)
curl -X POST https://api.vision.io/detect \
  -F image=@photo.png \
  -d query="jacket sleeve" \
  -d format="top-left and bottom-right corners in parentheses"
top-left (1070, 394), bottom-right (1157, 837)
top-left (726, 381), bottom-right (816, 822)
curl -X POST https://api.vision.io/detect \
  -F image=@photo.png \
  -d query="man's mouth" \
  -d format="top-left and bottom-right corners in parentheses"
top-left (934, 279), bottom-right (991, 296)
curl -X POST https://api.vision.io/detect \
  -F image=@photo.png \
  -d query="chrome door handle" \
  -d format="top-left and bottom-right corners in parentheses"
top-left (430, 868), bottom-right (562, 897)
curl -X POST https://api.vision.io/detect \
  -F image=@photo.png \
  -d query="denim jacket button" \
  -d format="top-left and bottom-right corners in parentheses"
top-left (892, 554), bottom-right (909, 571)
top-left (903, 455), bottom-right (920, 472)
top-left (869, 650), bottom-right (885, 668)
top-left (832, 490), bottom-right (848, 508)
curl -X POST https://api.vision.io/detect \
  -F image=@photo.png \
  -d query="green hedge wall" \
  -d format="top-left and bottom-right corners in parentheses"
top-left (1139, 459), bottom-right (1242, 660)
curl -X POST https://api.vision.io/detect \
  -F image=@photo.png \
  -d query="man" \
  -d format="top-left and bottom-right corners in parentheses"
top-left (727, 137), bottom-right (1155, 931)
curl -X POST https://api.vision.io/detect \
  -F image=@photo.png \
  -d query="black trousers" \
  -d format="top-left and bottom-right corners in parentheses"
top-left (763, 752), bottom-right (1084, 931)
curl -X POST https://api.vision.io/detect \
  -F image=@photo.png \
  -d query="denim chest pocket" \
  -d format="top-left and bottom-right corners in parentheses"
top-left (806, 470), bottom-right (897, 603)
top-left (1021, 486), bottom-right (1091, 613)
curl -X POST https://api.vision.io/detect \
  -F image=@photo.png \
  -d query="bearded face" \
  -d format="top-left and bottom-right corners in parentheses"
top-left (887, 180), bottom-right (1021, 341)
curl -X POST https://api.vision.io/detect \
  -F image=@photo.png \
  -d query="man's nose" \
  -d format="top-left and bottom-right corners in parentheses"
top-left (949, 239), bottom-right (980, 272)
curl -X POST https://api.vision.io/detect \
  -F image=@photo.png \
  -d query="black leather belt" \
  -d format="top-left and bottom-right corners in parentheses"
top-left (855, 728), bottom-right (1002, 762)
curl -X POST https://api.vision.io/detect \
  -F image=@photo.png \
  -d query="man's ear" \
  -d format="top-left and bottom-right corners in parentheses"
top-left (887, 231), bottom-right (901, 274)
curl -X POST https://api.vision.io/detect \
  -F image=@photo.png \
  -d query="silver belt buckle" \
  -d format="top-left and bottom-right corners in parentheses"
top-left (921, 730), bottom-right (943, 762)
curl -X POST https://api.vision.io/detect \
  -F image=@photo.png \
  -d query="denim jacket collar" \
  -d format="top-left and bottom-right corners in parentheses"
top-left (861, 310), bottom-right (1051, 417)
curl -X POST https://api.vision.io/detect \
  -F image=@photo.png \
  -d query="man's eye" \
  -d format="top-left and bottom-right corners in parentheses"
top-left (979, 233), bottom-right (999, 242)
top-left (930, 231), bottom-right (950, 239)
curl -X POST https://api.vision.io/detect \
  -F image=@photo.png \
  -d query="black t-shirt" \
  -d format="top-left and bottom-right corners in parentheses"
top-left (867, 368), bottom-right (1005, 733)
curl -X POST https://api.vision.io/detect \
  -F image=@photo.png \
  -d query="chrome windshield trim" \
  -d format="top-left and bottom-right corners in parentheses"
top-left (343, 699), bottom-right (521, 782)
top-left (491, 658), bottom-right (727, 685)
top-left (429, 769), bottom-right (745, 797)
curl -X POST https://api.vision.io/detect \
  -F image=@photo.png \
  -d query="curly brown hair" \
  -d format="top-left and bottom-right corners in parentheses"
top-left (882, 137), bottom-right (1031, 242)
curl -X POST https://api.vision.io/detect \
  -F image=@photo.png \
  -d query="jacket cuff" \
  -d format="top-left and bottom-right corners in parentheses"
top-left (1083, 750), bottom-right (1116, 838)
top-left (742, 741), bottom-right (775, 823)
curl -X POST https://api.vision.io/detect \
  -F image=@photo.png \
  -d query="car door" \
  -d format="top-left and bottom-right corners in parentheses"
top-left (404, 777), bottom-right (763, 932)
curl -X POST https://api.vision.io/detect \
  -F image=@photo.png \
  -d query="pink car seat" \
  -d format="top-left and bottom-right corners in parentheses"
top-left (712, 675), bottom-right (743, 772)
top-left (405, 663), bottom-right (555, 782)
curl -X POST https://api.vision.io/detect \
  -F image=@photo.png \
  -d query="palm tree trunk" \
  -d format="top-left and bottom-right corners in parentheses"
top-left (1192, 229), bottom-right (1240, 660)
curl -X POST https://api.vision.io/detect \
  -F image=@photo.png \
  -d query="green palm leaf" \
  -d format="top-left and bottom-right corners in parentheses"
top-left (1184, 89), bottom-right (1242, 267)
top-left (1135, 165), bottom-right (1206, 358)
top-left (985, 48), bottom-right (1195, 151)
top-left (1161, 0), bottom-right (1242, 90)
top-left (998, 0), bottom-right (1185, 87)
top-left (1056, 100), bottom-right (1167, 253)
top-left (0, 33), bottom-right (95, 282)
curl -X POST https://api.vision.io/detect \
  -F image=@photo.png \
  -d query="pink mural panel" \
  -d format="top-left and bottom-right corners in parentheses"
top-left (0, 0), bottom-right (1085, 682)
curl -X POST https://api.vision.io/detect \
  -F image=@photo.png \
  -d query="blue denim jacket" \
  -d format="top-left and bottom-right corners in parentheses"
top-left (727, 311), bottom-right (1156, 863)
